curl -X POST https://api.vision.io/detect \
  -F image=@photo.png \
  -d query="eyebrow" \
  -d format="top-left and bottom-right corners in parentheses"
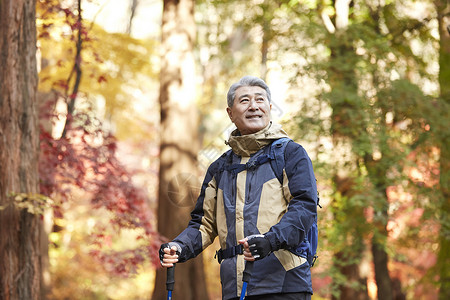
top-left (238, 92), bottom-right (266, 100)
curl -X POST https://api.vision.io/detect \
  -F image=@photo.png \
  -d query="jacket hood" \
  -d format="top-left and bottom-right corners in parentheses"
top-left (226, 121), bottom-right (289, 156)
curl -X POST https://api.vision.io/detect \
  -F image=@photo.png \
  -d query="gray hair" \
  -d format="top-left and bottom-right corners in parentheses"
top-left (226, 76), bottom-right (271, 107)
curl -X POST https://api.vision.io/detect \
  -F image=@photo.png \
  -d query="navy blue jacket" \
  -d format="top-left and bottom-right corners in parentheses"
top-left (173, 123), bottom-right (317, 299)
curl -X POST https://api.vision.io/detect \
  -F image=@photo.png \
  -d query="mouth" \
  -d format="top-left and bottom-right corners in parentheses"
top-left (246, 115), bottom-right (262, 119)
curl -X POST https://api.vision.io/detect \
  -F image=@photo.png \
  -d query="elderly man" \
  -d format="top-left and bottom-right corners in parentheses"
top-left (160, 76), bottom-right (317, 300)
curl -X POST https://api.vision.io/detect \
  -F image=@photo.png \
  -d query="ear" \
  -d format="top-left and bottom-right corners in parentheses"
top-left (226, 107), bottom-right (233, 122)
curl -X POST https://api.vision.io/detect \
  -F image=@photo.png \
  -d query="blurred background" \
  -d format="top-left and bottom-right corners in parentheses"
top-left (8, 0), bottom-right (450, 299)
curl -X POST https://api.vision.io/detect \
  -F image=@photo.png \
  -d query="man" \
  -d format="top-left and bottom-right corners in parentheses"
top-left (160, 76), bottom-right (317, 299)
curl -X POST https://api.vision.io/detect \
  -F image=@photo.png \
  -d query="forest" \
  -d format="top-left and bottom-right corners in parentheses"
top-left (0, 0), bottom-right (449, 299)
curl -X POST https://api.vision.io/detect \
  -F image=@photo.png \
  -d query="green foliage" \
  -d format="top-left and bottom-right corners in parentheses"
top-left (278, 0), bottom-right (442, 297)
top-left (328, 193), bottom-right (368, 253)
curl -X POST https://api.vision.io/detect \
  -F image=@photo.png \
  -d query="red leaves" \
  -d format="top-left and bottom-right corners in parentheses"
top-left (36, 0), bottom-right (161, 277)
top-left (97, 75), bottom-right (107, 83)
top-left (90, 248), bottom-right (148, 277)
top-left (62, 8), bottom-right (72, 17)
top-left (39, 104), bottom-right (162, 274)
top-left (38, 31), bottom-right (51, 39)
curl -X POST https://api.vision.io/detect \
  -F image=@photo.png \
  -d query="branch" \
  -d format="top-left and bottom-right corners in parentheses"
top-left (321, 10), bottom-right (336, 34)
top-left (62, 0), bottom-right (83, 139)
top-left (127, 0), bottom-right (140, 35)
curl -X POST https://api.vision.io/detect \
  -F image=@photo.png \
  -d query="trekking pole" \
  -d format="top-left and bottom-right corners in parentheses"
top-left (239, 261), bottom-right (254, 300)
top-left (166, 265), bottom-right (175, 300)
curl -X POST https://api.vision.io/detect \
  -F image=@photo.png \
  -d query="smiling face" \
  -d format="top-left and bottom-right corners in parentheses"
top-left (226, 85), bottom-right (272, 135)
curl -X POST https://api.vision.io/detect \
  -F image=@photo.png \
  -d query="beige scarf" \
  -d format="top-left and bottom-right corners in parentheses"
top-left (226, 122), bottom-right (290, 157)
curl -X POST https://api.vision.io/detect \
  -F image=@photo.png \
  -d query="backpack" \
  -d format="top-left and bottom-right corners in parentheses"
top-left (216, 137), bottom-right (319, 267)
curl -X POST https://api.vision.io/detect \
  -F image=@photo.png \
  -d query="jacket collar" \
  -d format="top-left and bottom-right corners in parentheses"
top-left (226, 121), bottom-right (289, 157)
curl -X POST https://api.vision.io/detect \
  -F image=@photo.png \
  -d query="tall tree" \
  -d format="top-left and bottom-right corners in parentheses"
top-left (325, 1), bottom-right (372, 298)
top-left (282, 0), bottom-right (439, 298)
top-left (320, 1), bottom-right (437, 298)
top-left (435, 1), bottom-right (450, 299)
top-left (152, 0), bottom-right (208, 299)
top-left (0, 0), bottom-right (41, 299)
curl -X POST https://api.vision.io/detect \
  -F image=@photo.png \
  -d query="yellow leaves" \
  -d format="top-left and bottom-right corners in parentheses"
top-left (37, 12), bottom-right (160, 142)
top-left (0, 192), bottom-right (54, 215)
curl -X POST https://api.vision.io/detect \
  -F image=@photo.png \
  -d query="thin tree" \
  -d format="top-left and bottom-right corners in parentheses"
top-left (127, 0), bottom-right (139, 35)
top-left (435, 1), bottom-right (450, 299)
top-left (0, 0), bottom-right (41, 299)
top-left (152, 0), bottom-right (209, 299)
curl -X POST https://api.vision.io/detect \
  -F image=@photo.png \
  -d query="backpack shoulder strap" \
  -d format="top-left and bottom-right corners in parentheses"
top-left (269, 137), bottom-right (292, 184)
top-left (213, 149), bottom-right (233, 184)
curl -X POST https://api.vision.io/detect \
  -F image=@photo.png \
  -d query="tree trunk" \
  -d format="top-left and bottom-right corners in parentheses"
top-left (332, 252), bottom-right (369, 300)
top-left (372, 235), bottom-right (392, 300)
top-left (331, 177), bottom-right (369, 300)
top-left (364, 160), bottom-right (393, 300)
top-left (152, 0), bottom-right (209, 299)
top-left (328, 1), bottom-right (394, 298)
top-left (0, 0), bottom-right (41, 299)
top-left (369, 187), bottom-right (392, 300)
top-left (326, 2), bottom-right (370, 299)
top-left (435, 1), bottom-right (450, 299)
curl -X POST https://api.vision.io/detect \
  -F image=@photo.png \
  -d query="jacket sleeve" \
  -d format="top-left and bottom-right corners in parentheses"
top-left (264, 142), bottom-right (318, 251)
top-left (171, 160), bottom-right (220, 262)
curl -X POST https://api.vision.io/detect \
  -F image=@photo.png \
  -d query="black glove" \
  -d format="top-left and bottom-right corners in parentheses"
top-left (247, 234), bottom-right (272, 260)
top-left (159, 242), bottom-right (181, 265)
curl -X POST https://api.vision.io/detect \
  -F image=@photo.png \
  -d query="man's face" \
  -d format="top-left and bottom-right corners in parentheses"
top-left (226, 85), bottom-right (272, 135)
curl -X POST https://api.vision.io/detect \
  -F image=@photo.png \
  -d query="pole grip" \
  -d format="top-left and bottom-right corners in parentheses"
top-left (166, 265), bottom-right (175, 292)
top-left (240, 261), bottom-right (254, 300)
top-left (242, 261), bottom-right (254, 283)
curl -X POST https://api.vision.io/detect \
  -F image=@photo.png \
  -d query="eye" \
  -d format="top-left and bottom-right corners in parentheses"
top-left (256, 97), bottom-right (265, 101)
top-left (240, 98), bottom-right (249, 103)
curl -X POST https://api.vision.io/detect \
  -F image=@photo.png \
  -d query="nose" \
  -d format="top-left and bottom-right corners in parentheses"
top-left (248, 99), bottom-right (258, 110)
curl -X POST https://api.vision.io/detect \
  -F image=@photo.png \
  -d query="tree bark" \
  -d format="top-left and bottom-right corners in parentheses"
top-left (368, 184), bottom-right (392, 300)
top-left (435, 1), bottom-right (450, 299)
top-left (152, 0), bottom-right (209, 299)
top-left (0, 0), bottom-right (41, 299)
top-left (372, 234), bottom-right (392, 300)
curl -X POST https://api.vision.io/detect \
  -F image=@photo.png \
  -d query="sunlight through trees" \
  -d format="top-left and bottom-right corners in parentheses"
top-left (0, 0), bottom-right (448, 299)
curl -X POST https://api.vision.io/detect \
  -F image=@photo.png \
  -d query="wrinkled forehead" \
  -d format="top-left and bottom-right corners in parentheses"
top-left (234, 85), bottom-right (268, 99)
